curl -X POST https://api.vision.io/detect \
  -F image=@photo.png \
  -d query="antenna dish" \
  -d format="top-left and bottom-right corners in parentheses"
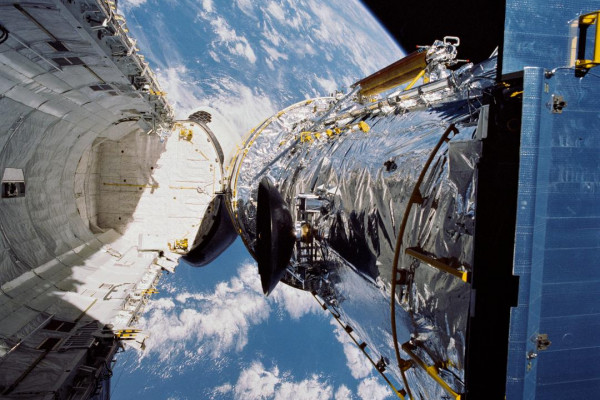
top-left (256, 177), bottom-right (295, 295)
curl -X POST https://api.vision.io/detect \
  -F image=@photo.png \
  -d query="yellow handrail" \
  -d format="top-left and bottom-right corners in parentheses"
top-left (389, 124), bottom-right (458, 400)
top-left (576, 11), bottom-right (600, 71)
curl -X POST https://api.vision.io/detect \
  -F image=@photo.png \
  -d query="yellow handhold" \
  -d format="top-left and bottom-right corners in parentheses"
top-left (300, 132), bottom-right (313, 143)
top-left (117, 329), bottom-right (141, 333)
top-left (334, 127), bottom-right (342, 134)
top-left (358, 121), bottom-right (370, 133)
top-left (404, 69), bottom-right (426, 91)
top-left (169, 238), bottom-right (188, 251)
top-left (179, 128), bottom-right (193, 141)
top-left (325, 129), bottom-right (333, 137)
top-left (314, 132), bottom-right (321, 140)
top-left (115, 328), bottom-right (142, 338)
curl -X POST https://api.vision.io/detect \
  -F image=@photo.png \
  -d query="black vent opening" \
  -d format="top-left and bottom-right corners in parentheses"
top-left (47, 40), bottom-right (68, 52)
top-left (44, 318), bottom-right (76, 332)
top-left (52, 56), bottom-right (84, 66)
top-left (90, 84), bottom-right (113, 91)
top-left (38, 337), bottom-right (61, 351)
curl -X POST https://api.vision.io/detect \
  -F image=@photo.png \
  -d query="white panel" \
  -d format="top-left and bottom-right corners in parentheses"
top-left (2, 168), bottom-right (24, 182)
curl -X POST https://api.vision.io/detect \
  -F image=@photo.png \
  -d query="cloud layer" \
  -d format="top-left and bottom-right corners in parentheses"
top-left (135, 261), bottom-right (392, 398)
top-left (138, 263), bottom-right (322, 364)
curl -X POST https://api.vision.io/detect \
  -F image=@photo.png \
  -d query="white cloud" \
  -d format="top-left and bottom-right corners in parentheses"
top-left (210, 16), bottom-right (257, 63)
top-left (151, 297), bottom-right (175, 310)
top-left (138, 263), bottom-right (270, 364)
top-left (210, 383), bottom-right (233, 399)
top-left (269, 282), bottom-right (323, 320)
top-left (234, 362), bottom-right (280, 399)
top-left (154, 65), bottom-right (277, 134)
top-left (335, 385), bottom-right (354, 400)
top-left (262, 23), bottom-right (284, 47)
top-left (305, 0), bottom-right (402, 76)
top-left (274, 377), bottom-right (333, 400)
top-left (233, 362), bottom-right (334, 400)
top-left (261, 41), bottom-right (288, 62)
top-left (154, 65), bottom-right (202, 119)
top-left (357, 377), bottom-right (391, 400)
top-left (137, 261), bottom-right (327, 376)
top-left (201, 0), bottom-right (214, 13)
top-left (235, 0), bottom-right (255, 16)
top-left (331, 321), bottom-right (372, 379)
top-left (266, 2), bottom-right (286, 22)
top-left (208, 50), bottom-right (221, 63)
top-left (121, 0), bottom-right (147, 9)
top-left (315, 76), bottom-right (338, 95)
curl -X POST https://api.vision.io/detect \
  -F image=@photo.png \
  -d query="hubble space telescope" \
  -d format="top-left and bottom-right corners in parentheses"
top-left (185, 3), bottom-right (600, 399)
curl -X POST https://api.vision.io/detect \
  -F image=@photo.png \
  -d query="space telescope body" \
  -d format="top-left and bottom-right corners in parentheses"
top-left (210, 46), bottom-right (497, 398)
top-left (190, 2), bottom-right (600, 398)
top-left (0, 0), bottom-right (599, 398)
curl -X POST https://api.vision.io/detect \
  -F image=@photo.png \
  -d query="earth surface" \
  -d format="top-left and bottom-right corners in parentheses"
top-left (112, 1), bottom-right (404, 399)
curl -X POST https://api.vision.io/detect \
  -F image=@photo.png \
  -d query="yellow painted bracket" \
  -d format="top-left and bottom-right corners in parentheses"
top-left (401, 342), bottom-right (462, 400)
top-left (389, 124), bottom-right (458, 400)
top-left (115, 328), bottom-right (141, 339)
top-left (576, 10), bottom-right (600, 71)
top-left (404, 69), bottom-right (425, 91)
top-left (405, 247), bottom-right (470, 283)
top-left (358, 121), bottom-right (370, 133)
top-left (169, 238), bottom-right (188, 251)
top-left (300, 131), bottom-right (314, 143)
top-left (179, 128), bottom-right (193, 141)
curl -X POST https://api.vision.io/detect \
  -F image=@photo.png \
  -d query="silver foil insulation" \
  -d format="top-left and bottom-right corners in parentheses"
top-left (227, 57), bottom-right (496, 398)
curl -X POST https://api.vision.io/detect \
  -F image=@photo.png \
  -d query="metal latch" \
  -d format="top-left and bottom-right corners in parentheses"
top-left (549, 94), bottom-right (567, 114)
top-left (551, 95), bottom-right (567, 113)
top-left (536, 333), bottom-right (552, 351)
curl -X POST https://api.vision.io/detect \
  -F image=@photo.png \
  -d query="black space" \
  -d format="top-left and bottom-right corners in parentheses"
top-left (360, 1), bottom-right (506, 65)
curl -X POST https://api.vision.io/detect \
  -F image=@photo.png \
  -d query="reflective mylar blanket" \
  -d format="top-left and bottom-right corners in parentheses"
top-left (230, 58), bottom-right (496, 398)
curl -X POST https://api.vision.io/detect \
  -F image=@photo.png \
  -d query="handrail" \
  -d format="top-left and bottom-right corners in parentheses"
top-left (312, 293), bottom-right (407, 399)
top-left (224, 98), bottom-right (335, 253)
top-left (389, 123), bottom-right (458, 399)
top-left (401, 342), bottom-right (462, 400)
top-left (576, 10), bottom-right (600, 73)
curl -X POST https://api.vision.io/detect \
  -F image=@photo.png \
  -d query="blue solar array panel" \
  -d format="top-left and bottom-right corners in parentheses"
top-left (504, 1), bottom-right (600, 396)
top-left (503, 0), bottom-right (600, 75)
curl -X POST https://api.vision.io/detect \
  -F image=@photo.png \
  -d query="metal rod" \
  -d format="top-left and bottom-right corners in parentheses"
top-left (389, 123), bottom-right (458, 400)
top-left (405, 247), bottom-right (470, 282)
top-left (401, 342), bottom-right (462, 400)
top-left (7, 32), bottom-right (61, 72)
top-left (14, 4), bottom-right (59, 41)
top-left (0, 314), bottom-right (55, 362)
top-left (82, 64), bottom-right (106, 84)
top-left (312, 293), bottom-right (407, 399)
